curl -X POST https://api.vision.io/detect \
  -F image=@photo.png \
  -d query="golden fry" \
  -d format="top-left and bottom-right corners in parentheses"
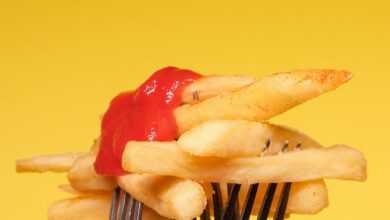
top-left (68, 153), bottom-right (117, 192)
top-left (175, 69), bottom-right (352, 132)
top-left (182, 75), bottom-right (256, 104)
top-left (57, 185), bottom-right (107, 197)
top-left (283, 180), bottom-right (328, 214)
top-left (123, 142), bottom-right (366, 183)
top-left (16, 152), bottom-right (84, 173)
top-left (118, 174), bottom-right (206, 220)
top-left (58, 184), bottom-right (83, 195)
top-left (48, 195), bottom-right (110, 220)
top-left (178, 120), bottom-right (321, 158)
top-left (48, 195), bottom-right (168, 220)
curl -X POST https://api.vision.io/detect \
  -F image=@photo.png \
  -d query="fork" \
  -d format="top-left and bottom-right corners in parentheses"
top-left (210, 142), bottom-right (295, 220)
top-left (110, 187), bottom-right (143, 220)
top-left (110, 142), bottom-right (298, 220)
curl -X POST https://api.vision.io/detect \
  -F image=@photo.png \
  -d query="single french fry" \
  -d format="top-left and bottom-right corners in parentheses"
top-left (123, 142), bottom-right (366, 183)
top-left (48, 195), bottom-right (110, 220)
top-left (181, 75), bottom-right (256, 104)
top-left (68, 153), bottom-right (117, 192)
top-left (175, 69), bottom-right (352, 133)
top-left (48, 195), bottom-right (168, 220)
top-left (283, 180), bottom-right (328, 214)
top-left (58, 185), bottom-right (108, 197)
top-left (16, 152), bottom-right (84, 173)
top-left (58, 184), bottom-right (83, 195)
top-left (117, 174), bottom-right (207, 220)
top-left (178, 120), bottom-right (321, 158)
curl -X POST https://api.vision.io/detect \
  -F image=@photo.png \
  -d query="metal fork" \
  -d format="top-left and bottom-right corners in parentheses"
top-left (110, 188), bottom-right (143, 220)
top-left (207, 181), bottom-right (291, 220)
top-left (110, 142), bottom-right (299, 220)
top-left (203, 142), bottom-right (297, 220)
top-left (110, 181), bottom-right (290, 220)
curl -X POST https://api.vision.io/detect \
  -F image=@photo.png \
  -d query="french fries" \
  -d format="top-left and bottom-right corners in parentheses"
top-left (181, 75), bottom-right (256, 104)
top-left (118, 174), bottom-right (207, 220)
top-left (16, 68), bottom-right (365, 219)
top-left (175, 69), bottom-right (352, 132)
top-left (68, 154), bottom-right (207, 219)
top-left (178, 120), bottom-right (321, 158)
top-left (48, 195), bottom-right (168, 220)
top-left (16, 152), bottom-right (84, 173)
top-left (68, 153), bottom-right (117, 192)
top-left (123, 142), bottom-right (366, 183)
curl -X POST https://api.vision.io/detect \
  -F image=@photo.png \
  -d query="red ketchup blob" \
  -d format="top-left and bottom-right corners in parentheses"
top-left (94, 67), bottom-right (202, 176)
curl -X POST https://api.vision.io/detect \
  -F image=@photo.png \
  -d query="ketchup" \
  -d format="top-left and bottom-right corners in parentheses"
top-left (94, 67), bottom-right (202, 176)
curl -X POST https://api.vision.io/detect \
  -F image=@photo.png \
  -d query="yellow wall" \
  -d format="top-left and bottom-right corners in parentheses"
top-left (1, 1), bottom-right (388, 219)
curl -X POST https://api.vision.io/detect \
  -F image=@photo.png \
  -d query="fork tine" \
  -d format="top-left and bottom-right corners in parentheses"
top-left (125, 194), bottom-right (135, 220)
top-left (110, 188), bottom-right (121, 220)
top-left (273, 183), bottom-right (291, 220)
top-left (120, 192), bottom-right (131, 220)
top-left (132, 200), bottom-right (143, 220)
top-left (116, 190), bottom-right (128, 220)
top-left (201, 202), bottom-right (211, 220)
top-left (272, 143), bottom-right (294, 220)
top-left (257, 183), bottom-right (277, 220)
top-left (239, 183), bottom-right (259, 220)
top-left (222, 184), bottom-right (241, 220)
top-left (228, 183), bottom-right (240, 220)
top-left (211, 183), bottom-right (223, 220)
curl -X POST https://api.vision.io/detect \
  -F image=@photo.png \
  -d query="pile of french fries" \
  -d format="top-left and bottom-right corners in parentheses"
top-left (16, 69), bottom-right (367, 220)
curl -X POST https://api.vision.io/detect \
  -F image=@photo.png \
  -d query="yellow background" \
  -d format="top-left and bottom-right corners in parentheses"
top-left (1, 0), bottom-right (389, 219)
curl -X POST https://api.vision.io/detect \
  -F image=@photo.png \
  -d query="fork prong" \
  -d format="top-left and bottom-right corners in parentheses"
top-left (222, 184), bottom-right (241, 220)
top-left (116, 190), bottom-right (128, 220)
top-left (120, 192), bottom-right (131, 220)
top-left (132, 200), bottom-right (143, 220)
top-left (125, 194), bottom-right (135, 220)
top-left (257, 183), bottom-right (277, 220)
top-left (228, 183), bottom-right (240, 220)
top-left (110, 188), bottom-right (121, 220)
top-left (201, 202), bottom-right (211, 220)
top-left (211, 183), bottom-right (223, 220)
top-left (239, 183), bottom-right (259, 220)
top-left (273, 183), bottom-right (291, 220)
